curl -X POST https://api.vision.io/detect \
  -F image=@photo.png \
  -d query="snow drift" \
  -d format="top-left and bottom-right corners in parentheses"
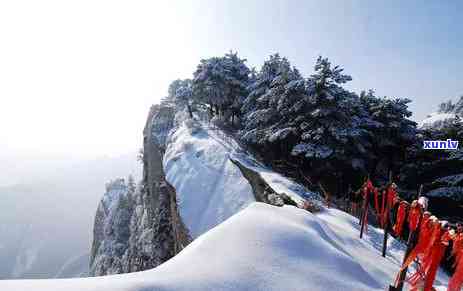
top-left (1, 202), bottom-right (449, 291)
top-left (163, 119), bottom-right (256, 238)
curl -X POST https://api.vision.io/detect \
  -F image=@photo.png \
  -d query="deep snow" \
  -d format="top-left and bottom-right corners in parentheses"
top-left (163, 120), bottom-right (256, 238)
top-left (1, 202), bottom-right (450, 291)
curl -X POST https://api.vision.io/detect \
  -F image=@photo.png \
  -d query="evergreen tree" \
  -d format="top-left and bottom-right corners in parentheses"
top-left (288, 57), bottom-right (373, 188)
top-left (159, 52), bottom-right (426, 195)
top-left (241, 55), bottom-right (373, 190)
top-left (454, 95), bottom-right (463, 116)
top-left (168, 79), bottom-right (194, 118)
top-left (360, 90), bottom-right (417, 179)
top-left (291, 56), bottom-right (355, 159)
top-left (192, 52), bottom-right (250, 122)
top-left (438, 100), bottom-right (455, 113)
top-left (241, 53), bottom-right (304, 146)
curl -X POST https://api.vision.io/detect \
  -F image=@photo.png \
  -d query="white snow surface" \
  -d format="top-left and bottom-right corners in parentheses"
top-left (163, 120), bottom-right (256, 238)
top-left (419, 112), bottom-right (457, 129)
top-left (1, 202), bottom-right (449, 291)
top-left (163, 118), bottom-right (321, 238)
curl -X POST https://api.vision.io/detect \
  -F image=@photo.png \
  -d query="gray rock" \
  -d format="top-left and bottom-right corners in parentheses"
top-left (89, 103), bottom-right (190, 276)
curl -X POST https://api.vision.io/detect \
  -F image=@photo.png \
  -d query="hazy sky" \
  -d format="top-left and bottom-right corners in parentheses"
top-left (1, 0), bottom-right (461, 158)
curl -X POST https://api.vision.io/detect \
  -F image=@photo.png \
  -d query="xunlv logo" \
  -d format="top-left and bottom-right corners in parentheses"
top-left (423, 139), bottom-right (459, 150)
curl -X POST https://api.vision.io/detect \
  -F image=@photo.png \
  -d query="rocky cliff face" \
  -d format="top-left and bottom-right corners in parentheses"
top-left (89, 178), bottom-right (133, 275)
top-left (89, 103), bottom-right (190, 276)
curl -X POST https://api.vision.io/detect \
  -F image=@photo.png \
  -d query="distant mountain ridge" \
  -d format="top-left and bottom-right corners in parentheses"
top-left (0, 153), bottom-right (141, 279)
top-left (419, 95), bottom-right (462, 129)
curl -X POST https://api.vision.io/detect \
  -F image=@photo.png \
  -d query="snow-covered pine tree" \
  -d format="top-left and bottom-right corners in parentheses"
top-left (240, 53), bottom-right (304, 147)
top-left (359, 90), bottom-right (417, 180)
top-left (192, 52), bottom-right (250, 123)
top-left (453, 95), bottom-right (463, 116)
top-left (241, 55), bottom-right (379, 191)
top-left (168, 79), bottom-right (194, 118)
top-left (289, 57), bottom-right (370, 184)
top-left (438, 100), bottom-right (456, 113)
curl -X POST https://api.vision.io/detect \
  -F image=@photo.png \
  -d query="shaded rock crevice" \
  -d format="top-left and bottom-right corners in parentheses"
top-left (230, 158), bottom-right (297, 207)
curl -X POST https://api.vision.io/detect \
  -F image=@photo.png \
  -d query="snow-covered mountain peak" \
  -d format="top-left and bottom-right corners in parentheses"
top-left (419, 112), bottom-right (458, 130)
top-left (420, 96), bottom-right (463, 129)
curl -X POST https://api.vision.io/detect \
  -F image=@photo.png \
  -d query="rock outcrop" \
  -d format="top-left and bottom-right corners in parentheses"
top-left (89, 103), bottom-right (190, 276)
top-left (230, 159), bottom-right (298, 207)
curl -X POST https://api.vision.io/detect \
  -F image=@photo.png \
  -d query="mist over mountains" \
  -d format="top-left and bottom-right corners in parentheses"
top-left (0, 152), bottom-right (141, 279)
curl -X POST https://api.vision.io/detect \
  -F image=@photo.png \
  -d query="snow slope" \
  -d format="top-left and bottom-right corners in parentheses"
top-left (318, 209), bottom-right (450, 290)
top-left (163, 120), bottom-right (255, 238)
top-left (163, 116), bottom-right (321, 240)
top-left (1, 202), bottom-right (449, 291)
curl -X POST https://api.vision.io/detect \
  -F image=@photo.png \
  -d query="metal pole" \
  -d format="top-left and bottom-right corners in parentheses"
top-left (382, 172), bottom-right (393, 257)
top-left (359, 204), bottom-right (364, 225)
top-left (393, 230), bottom-right (417, 290)
top-left (381, 215), bottom-right (389, 257)
top-left (360, 193), bottom-right (369, 239)
top-left (389, 184), bottom-right (423, 291)
top-left (359, 177), bottom-right (368, 225)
